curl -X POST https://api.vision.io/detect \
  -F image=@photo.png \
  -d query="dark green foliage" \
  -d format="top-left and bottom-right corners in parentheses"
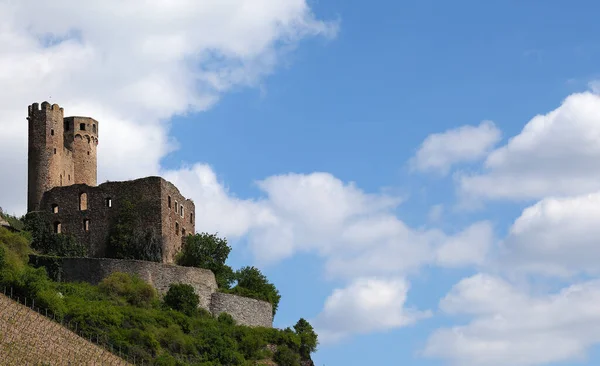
top-left (28, 255), bottom-right (63, 281)
top-left (176, 233), bottom-right (235, 289)
top-left (106, 200), bottom-right (162, 262)
top-left (23, 212), bottom-right (87, 257)
top-left (163, 284), bottom-right (199, 315)
top-left (274, 345), bottom-right (301, 366)
top-left (99, 272), bottom-right (157, 307)
top-left (226, 266), bottom-right (281, 316)
top-left (294, 318), bottom-right (319, 360)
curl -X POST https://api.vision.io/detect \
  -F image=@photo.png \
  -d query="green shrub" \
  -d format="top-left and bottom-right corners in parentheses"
top-left (274, 345), bottom-right (301, 366)
top-left (176, 233), bottom-right (235, 289)
top-left (99, 272), bottom-right (157, 307)
top-left (164, 284), bottom-right (199, 315)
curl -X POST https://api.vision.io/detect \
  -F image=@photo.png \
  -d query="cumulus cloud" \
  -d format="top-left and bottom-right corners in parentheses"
top-left (164, 164), bottom-right (494, 276)
top-left (459, 91), bottom-right (600, 201)
top-left (0, 0), bottom-right (337, 214)
top-left (314, 277), bottom-right (431, 343)
top-left (410, 121), bottom-right (501, 175)
top-left (424, 273), bottom-right (600, 366)
top-left (497, 191), bottom-right (600, 277)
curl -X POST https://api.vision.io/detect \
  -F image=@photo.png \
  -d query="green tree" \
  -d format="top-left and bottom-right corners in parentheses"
top-left (273, 345), bottom-right (301, 366)
top-left (176, 233), bottom-right (235, 289)
top-left (231, 266), bottom-right (281, 316)
top-left (163, 283), bottom-right (199, 315)
top-left (293, 318), bottom-right (318, 359)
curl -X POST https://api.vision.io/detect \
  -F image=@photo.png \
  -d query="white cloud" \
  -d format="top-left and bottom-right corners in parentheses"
top-left (164, 164), bottom-right (494, 277)
top-left (497, 191), bottom-right (600, 277)
top-left (435, 221), bottom-right (493, 268)
top-left (410, 121), bottom-right (501, 175)
top-left (314, 277), bottom-right (431, 343)
top-left (424, 273), bottom-right (600, 366)
top-left (459, 91), bottom-right (600, 201)
top-left (0, 0), bottom-right (337, 214)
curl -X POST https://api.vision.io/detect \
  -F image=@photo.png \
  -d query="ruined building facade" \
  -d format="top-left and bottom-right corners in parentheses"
top-left (27, 102), bottom-right (195, 263)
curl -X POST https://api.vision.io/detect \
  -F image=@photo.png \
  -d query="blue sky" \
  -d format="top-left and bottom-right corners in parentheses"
top-left (3, 1), bottom-right (600, 365)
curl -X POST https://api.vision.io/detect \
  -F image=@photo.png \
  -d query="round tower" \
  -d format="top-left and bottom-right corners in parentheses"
top-left (27, 101), bottom-right (65, 212)
top-left (66, 116), bottom-right (98, 186)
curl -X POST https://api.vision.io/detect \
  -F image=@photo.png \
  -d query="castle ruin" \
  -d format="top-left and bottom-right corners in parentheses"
top-left (24, 101), bottom-right (273, 327)
top-left (27, 101), bottom-right (195, 263)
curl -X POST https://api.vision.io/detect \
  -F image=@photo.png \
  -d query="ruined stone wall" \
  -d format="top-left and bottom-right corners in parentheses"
top-left (210, 292), bottom-right (273, 328)
top-left (59, 258), bottom-right (218, 310)
top-left (39, 177), bottom-right (164, 258)
top-left (161, 179), bottom-right (196, 263)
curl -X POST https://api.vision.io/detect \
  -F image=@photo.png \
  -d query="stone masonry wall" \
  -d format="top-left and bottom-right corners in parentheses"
top-left (210, 292), bottom-right (273, 328)
top-left (60, 257), bottom-right (217, 310)
top-left (161, 179), bottom-right (196, 263)
top-left (40, 177), bottom-right (164, 258)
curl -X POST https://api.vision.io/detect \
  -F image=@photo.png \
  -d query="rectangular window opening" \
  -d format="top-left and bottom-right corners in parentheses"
top-left (80, 123), bottom-right (86, 131)
top-left (51, 129), bottom-right (54, 136)
top-left (190, 213), bottom-right (193, 224)
top-left (175, 222), bottom-right (180, 236)
top-left (105, 198), bottom-right (112, 208)
top-left (52, 204), bottom-right (59, 214)
top-left (83, 219), bottom-right (90, 232)
top-left (168, 196), bottom-right (171, 209)
top-left (175, 201), bottom-right (178, 214)
top-left (181, 206), bottom-right (184, 218)
top-left (53, 148), bottom-right (57, 154)
top-left (53, 222), bottom-right (61, 234)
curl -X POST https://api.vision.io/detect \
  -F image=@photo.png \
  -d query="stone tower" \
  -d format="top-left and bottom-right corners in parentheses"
top-left (64, 116), bottom-right (98, 186)
top-left (27, 102), bottom-right (99, 212)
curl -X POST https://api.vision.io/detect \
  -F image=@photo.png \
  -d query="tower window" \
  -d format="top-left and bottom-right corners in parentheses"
top-left (180, 206), bottom-right (184, 218)
top-left (190, 213), bottom-right (193, 224)
top-left (83, 219), bottom-right (90, 231)
top-left (79, 192), bottom-right (88, 211)
top-left (53, 222), bottom-right (61, 234)
top-left (87, 151), bottom-right (90, 155)
top-left (52, 204), bottom-right (59, 213)
top-left (80, 123), bottom-right (86, 131)
top-left (105, 198), bottom-right (112, 207)
top-left (168, 196), bottom-right (172, 208)
top-left (175, 222), bottom-right (180, 236)
top-left (175, 201), bottom-right (178, 214)
top-left (51, 129), bottom-right (54, 136)
top-left (93, 124), bottom-right (97, 133)
top-left (54, 148), bottom-right (57, 154)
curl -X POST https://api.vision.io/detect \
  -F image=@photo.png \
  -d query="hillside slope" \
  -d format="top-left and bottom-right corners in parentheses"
top-left (0, 293), bottom-right (130, 366)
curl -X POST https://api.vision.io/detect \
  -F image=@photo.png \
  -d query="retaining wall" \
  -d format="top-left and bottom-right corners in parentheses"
top-left (52, 257), bottom-right (273, 327)
top-left (60, 257), bottom-right (217, 310)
